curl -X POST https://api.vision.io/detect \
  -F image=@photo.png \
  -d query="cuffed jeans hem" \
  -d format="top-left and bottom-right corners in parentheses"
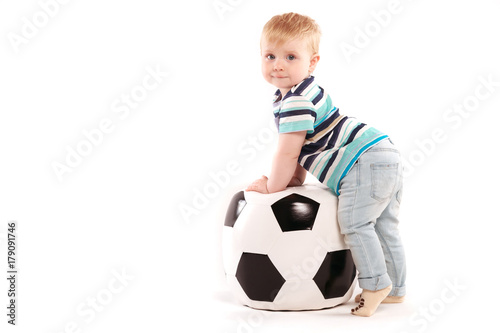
top-left (358, 273), bottom-right (392, 291)
top-left (389, 285), bottom-right (406, 297)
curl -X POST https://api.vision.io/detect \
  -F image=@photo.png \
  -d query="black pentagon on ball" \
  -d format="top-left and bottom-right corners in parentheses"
top-left (236, 253), bottom-right (285, 302)
top-left (313, 250), bottom-right (356, 299)
top-left (271, 193), bottom-right (320, 232)
top-left (224, 191), bottom-right (246, 227)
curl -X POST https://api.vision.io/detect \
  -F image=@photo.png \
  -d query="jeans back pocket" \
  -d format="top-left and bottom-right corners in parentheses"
top-left (370, 163), bottom-right (399, 202)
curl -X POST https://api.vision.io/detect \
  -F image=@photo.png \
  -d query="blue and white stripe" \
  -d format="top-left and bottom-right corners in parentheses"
top-left (273, 76), bottom-right (388, 195)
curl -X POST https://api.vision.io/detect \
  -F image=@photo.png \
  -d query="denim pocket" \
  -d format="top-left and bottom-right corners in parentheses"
top-left (370, 163), bottom-right (398, 201)
top-left (396, 187), bottom-right (403, 204)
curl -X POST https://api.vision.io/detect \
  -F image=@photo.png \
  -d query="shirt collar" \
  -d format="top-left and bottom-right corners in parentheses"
top-left (272, 75), bottom-right (315, 103)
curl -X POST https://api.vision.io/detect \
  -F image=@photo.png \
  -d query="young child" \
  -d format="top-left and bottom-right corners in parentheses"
top-left (246, 12), bottom-right (406, 317)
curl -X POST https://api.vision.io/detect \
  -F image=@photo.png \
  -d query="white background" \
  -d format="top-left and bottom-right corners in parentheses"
top-left (1, 0), bottom-right (499, 332)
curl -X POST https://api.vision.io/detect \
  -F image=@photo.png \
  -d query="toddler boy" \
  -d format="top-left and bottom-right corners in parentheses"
top-left (246, 12), bottom-right (406, 317)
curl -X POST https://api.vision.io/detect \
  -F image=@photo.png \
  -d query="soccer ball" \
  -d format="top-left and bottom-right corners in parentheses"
top-left (222, 184), bottom-right (357, 311)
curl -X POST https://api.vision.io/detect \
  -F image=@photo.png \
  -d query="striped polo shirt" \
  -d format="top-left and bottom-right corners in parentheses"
top-left (273, 76), bottom-right (388, 195)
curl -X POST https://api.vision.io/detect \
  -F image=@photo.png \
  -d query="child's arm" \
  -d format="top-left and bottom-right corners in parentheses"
top-left (288, 163), bottom-right (307, 187)
top-left (247, 131), bottom-right (307, 194)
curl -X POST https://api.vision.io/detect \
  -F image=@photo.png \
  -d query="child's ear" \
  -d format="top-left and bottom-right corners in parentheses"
top-left (309, 54), bottom-right (320, 73)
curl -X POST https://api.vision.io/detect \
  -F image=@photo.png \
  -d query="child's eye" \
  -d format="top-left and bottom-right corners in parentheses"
top-left (266, 54), bottom-right (275, 60)
top-left (286, 55), bottom-right (295, 60)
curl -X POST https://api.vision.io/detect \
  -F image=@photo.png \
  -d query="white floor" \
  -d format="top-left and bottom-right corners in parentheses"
top-left (210, 286), bottom-right (417, 333)
top-left (192, 279), bottom-right (480, 333)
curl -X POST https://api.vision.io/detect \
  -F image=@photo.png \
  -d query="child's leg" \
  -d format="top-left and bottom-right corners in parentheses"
top-left (354, 194), bottom-right (406, 303)
top-left (337, 139), bottom-right (403, 316)
top-left (374, 189), bottom-right (406, 297)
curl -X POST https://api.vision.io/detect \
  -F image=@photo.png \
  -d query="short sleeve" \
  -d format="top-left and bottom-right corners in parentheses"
top-left (277, 97), bottom-right (316, 134)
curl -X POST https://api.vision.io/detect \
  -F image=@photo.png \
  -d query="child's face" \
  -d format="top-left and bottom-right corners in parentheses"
top-left (261, 37), bottom-right (319, 96)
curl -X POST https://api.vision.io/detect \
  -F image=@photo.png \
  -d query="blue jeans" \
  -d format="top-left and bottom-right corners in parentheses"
top-left (337, 138), bottom-right (406, 296)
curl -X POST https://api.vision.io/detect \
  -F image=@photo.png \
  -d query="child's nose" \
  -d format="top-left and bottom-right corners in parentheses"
top-left (273, 59), bottom-right (285, 71)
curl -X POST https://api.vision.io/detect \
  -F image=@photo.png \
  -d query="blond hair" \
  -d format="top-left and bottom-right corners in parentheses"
top-left (261, 12), bottom-right (321, 54)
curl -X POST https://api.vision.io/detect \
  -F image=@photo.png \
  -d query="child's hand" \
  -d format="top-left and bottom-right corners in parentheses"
top-left (246, 176), bottom-right (269, 194)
